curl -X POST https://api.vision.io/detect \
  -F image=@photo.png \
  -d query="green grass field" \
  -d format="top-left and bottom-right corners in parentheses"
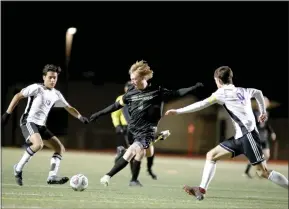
top-left (2, 147), bottom-right (288, 209)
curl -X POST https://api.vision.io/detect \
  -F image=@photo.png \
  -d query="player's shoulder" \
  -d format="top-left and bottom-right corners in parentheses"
top-left (52, 88), bottom-right (64, 98)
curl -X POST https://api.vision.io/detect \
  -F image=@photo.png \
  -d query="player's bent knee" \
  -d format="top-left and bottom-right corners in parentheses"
top-left (206, 149), bottom-right (215, 160)
top-left (123, 142), bottom-right (143, 161)
top-left (29, 133), bottom-right (44, 152)
top-left (135, 149), bottom-right (145, 161)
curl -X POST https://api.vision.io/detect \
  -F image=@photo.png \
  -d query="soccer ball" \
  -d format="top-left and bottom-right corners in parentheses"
top-left (69, 174), bottom-right (88, 191)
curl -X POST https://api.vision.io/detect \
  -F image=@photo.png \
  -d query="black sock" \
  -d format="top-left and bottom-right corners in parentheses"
top-left (130, 160), bottom-right (134, 175)
top-left (107, 157), bottom-right (128, 177)
top-left (147, 154), bottom-right (154, 171)
top-left (245, 163), bottom-right (252, 174)
top-left (131, 160), bottom-right (141, 181)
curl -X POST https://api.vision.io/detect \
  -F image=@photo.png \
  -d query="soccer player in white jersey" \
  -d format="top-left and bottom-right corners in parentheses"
top-left (165, 66), bottom-right (288, 200)
top-left (1, 64), bottom-right (89, 186)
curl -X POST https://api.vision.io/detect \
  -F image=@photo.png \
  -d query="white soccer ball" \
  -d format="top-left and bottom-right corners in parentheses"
top-left (70, 174), bottom-right (88, 191)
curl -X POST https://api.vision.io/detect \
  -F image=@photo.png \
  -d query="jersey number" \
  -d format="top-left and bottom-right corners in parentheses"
top-left (236, 92), bottom-right (245, 105)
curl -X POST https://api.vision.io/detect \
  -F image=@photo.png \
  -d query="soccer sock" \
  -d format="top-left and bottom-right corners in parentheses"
top-left (107, 157), bottom-right (129, 177)
top-left (147, 154), bottom-right (154, 171)
top-left (131, 160), bottom-right (141, 181)
top-left (130, 160), bottom-right (134, 175)
top-left (199, 160), bottom-right (216, 191)
top-left (48, 153), bottom-right (62, 177)
top-left (245, 163), bottom-right (252, 174)
top-left (16, 147), bottom-right (35, 172)
top-left (268, 170), bottom-right (289, 189)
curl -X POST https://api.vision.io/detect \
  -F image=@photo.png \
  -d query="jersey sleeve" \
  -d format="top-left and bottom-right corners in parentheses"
top-left (211, 89), bottom-right (225, 104)
top-left (20, 84), bottom-right (39, 98)
top-left (121, 93), bottom-right (129, 105)
top-left (246, 88), bottom-right (266, 114)
top-left (111, 95), bottom-right (123, 127)
top-left (54, 91), bottom-right (70, 108)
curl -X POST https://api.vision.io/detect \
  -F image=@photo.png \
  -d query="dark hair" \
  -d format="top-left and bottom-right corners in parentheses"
top-left (42, 64), bottom-right (62, 76)
top-left (214, 66), bottom-right (233, 84)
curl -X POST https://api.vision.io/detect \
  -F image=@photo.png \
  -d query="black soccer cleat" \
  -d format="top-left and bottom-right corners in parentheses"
top-left (13, 164), bottom-right (23, 186)
top-left (47, 176), bottom-right (69, 185)
top-left (129, 180), bottom-right (143, 187)
top-left (147, 169), bottom-right (157, 180)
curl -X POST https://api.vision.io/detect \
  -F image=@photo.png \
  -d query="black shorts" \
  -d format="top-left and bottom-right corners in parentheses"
top-left (220, 129), bottom-right (265, 165)
top-left (126, 127), bottom-right (156, 149)
top-left (20, 122), bottom-right (54, 142)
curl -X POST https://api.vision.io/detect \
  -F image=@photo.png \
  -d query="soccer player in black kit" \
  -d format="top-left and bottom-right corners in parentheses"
top-left (89, 60), bottom-right (203, 186)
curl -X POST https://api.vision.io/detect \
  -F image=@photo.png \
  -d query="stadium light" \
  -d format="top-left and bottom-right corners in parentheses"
top-left (67, 27), bottom-right (77, 35)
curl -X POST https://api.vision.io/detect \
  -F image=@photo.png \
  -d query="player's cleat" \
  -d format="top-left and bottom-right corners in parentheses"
top-left (242, 172), bottom-right (253, 179)
top-left (13, 164), bottom-right (23, 186)
top-left (154, 130), bottom-right (171, 143)
top-left (47, 176), bottom-right (69, 185)
top-left (100, 174), bottom-right (111, 186)
top-left (114, 146), bottom-right (126, 164)
top-left (129, 180), bottom-right (143, 187)
top-left (147, 169), bottom-right (157, 180)
top-left (183, 185), bottom-right (206, 201)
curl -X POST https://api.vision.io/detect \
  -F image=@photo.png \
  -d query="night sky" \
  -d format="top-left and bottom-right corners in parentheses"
top-left (2, 1), bottom-right (288, 117)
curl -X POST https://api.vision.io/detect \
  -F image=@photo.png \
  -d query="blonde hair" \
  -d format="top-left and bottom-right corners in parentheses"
top-left (129, 60), bottom-right (153, 80)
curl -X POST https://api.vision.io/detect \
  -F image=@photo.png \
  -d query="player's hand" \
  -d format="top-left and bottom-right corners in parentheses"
top-left (79, 116), bottom-right (89, 124)
top-left (2, 112), bottom-right (11, 126)
top-left (115, 125), bottom-right (124, 134)
top-left (258, 113), bottom-right (268, 123)
top-left (271, 133), bottom-right (276, 141)
top-left (195, 82), bottom-right (204, 88)
top-left (89, 113), bottom-right (99, 122)
top-left (165, 109), bottom-right (178, 116)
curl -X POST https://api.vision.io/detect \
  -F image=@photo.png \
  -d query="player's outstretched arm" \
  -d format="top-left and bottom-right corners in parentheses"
top-left (165, 95), bottom-right (216, 116)
top-left (90, 101), bottom-right (124, 123)
top-left (175, 82), bottom-right (204, 97)
top-left (2, 91), bottom-right (25, 126)
top-left (64, 106), bottom-right (89, 124)
top-left (161, 82), bottom-right (204, 102)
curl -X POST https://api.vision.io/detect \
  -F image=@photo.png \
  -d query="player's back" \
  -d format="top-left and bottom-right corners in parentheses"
top-left (213, 84), bottom-right (257, 138)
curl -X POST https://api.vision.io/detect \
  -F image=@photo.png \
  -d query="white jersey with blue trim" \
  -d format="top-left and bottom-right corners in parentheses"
top-left (176, 84), bottom-right (266, 139)
top-left (20, 83), bottom-right (69, 126)
top-left (212, 84), bottom-right (264, 138)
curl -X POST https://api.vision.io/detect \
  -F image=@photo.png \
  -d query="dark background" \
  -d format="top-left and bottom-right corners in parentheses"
top-left (2, 1), bottom-right (288, 117)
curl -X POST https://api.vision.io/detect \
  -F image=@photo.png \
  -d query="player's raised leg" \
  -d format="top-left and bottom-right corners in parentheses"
top-left (14, 123), bottom-right (44, 186)
top-left (43, 134), bottom-right (69, 185)
top-left (183, 144), bottom-right (233, 200)
top-left (254, 161), bottom-right (288, 189)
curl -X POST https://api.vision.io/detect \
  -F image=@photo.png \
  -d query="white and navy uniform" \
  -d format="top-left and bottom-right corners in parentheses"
top-left (20, 83), bottom-right (69, 142)
top-left (176, 84), bottom-right (266, 165)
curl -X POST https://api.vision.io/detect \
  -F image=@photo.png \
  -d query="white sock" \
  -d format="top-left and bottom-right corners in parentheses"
top-left (268, 170), bottom-right (288, 189)
top-left (48, 153), bottom-right (62, 177)
top-left (199, 160), bottom-right (216, 191)
top-left (16, 147), bottom-right (35, 172)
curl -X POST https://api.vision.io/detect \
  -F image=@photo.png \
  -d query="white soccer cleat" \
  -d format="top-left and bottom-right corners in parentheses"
top-left (100, 175), bottom-right (111, 187)
top-left (160, 130), bottom-right (171, 140)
